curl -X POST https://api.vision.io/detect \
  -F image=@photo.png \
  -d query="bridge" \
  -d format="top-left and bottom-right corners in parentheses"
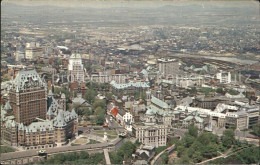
top-left (1, 138), bottom-right (125, 164)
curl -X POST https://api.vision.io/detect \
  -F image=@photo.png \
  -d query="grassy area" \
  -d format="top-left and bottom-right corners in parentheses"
top-left (197, 87), bottom-right (216, 94)
top-left (73, 137), bottom-right (89, 145)
top-left (71, 143), bottom-right (81, 146)
top-left (92, 130), bottom-right (118, 139)
top-left (39, 151), bottom-right (105, 164)
top-left (1, 145), bottom-right (16, 153)
top-left (155, 146), bottom-right (168, 155)
top-left (87, 139), bottom-right (101, 144)
top-left (208, 146), bottom-right (259, 164)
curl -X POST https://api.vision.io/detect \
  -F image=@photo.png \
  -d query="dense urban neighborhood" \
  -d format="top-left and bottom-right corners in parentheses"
top-left (1, 1), bottom-right (260, 165)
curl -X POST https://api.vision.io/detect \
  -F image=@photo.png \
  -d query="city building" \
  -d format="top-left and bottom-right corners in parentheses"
top-left (1, 70), bottom-right (78, 150)
top-left (158, 58), bottom-right (179, 78)
top-left (88, 74), bottom-right (127, 84)
top-left (110, 80), bottom-right (149, 95)
top-left (25, 42), bottom-right (43, 60)
top-left (216, 71), bottom-right (232, 84)
top-left (68, 53), bottom-right (85, 83)
top-left (8, 69), bottom-right (47, 125)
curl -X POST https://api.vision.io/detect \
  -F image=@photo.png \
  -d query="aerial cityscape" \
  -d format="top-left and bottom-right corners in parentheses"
top-left (1, 0), bottom-right (259, 164)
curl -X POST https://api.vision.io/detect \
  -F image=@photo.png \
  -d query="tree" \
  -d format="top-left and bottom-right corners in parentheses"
top-left (94, 107), bottom-right (105, 116)
top-left (92, 99), bottom-right (106, 110)
top-left (252, 123), bottom-right (260, 137)
top-left (183, 135), bottom-right (195, 148)
top-left (190, 87), bottom-right (197, 94)
top-left (79, 151), bottom-right (89, 159)
top-left (82, 107), bottom-right (92, 116)
top-left (177, 145), bottom-right (186, 157)
top-left (161, 152), bottom-right (169, 164)
top-left (178, 154), bottom-right (190, 164)
top-left (95, 114), bottom-right (105, 125)
top-left (188, 125), bottom-right (198, 137)
top-left (83, 89), bottom-right (97, 104)
top-left (216, 87), bottom-right (224, 94)
top-left (201, 143), bottom-right (218, 159)
top-left (221, 129), bottom-right (235, 148)
top-left (192, 151), bottom-right (203, 163)
top-left (198, 132), bottom-right (219, 145)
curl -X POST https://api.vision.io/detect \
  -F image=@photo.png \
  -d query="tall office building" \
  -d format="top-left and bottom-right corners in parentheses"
top-left (25, 42), bottom-right (43, 60)
top-left (158, 59), bottom-right (179, 78)
top-left (68, 53), bottom-right (85, 83)
top-left (8, 69), bottom-right (47, 125)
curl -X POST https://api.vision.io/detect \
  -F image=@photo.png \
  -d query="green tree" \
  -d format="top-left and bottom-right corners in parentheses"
top-left (192, 151), bottom-right (203, 163)
top-left (79, 151), bottom-right (89, 159)
top-left (183, 135), bottom-right (195, 148)
top-left (178, 154), bottom-right (190, 164)
top-left (216, 87), bottom-right (224, 94)
top-left (94, 107), bottom-right (105, 116)
top-left (201, 143), bottom-right (218, 159)
top-left (95, 114), bottom-right (105, 125)
top-left (161, 152), bottom-right (169, 164)
top-left (177, 145), bottom-right (186, 157)
top-left (188, 125), bottom-right (198, 137)
top-left (83, 89), bottom-right (97, 104)
top-left (252, 123), bottom-right (260, 137)
top-left (221, 129), bottom-right (235, 148)
top-left (82, 107), bottom-right (92, 116)
top-left (198, 132), bottom-right (219, 145)
top-left (92, 99), bottom-right (106, 110)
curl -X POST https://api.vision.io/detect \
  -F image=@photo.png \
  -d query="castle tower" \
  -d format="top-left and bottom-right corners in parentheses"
top-left (9, 69), bottom-right (47, 125)
top-left (146, 90), bottom-right (151, 106)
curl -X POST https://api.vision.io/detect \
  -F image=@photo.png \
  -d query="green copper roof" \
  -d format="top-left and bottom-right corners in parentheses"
top-left (11, 69), bottom-right (46, 92)
top-left (151, 96), bottom-right (171, 109)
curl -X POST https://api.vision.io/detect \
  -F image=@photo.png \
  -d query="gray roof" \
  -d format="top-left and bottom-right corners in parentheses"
top-left (72, 97), bottom-right (86, 105)
top-left (4, 101), bottom-right (12, 110)
top-left (71, 109), bottom-right (78, 119)
top-left (53, 111), bottom-right (67, 127)
top-left (118, 109), bottom-right (126, 116)
top-left (151, 96), bottom-right (171, 109)
top-left (61, 93), bottom-right (66, 99)
top-left (46, 107), bottom-right (54, 116)
top-left (110, 81), bottom-right (150, 90)
top-left (10, 69), bottom-right (46, 92)
top-left (27, 120), bottom-right (54, 133)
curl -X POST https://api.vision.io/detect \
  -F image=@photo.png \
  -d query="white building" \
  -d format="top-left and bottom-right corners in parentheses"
top-left (158, 58), bottom-right (179, 78)
top-left (88, 74), bottom-right (126, 84)
top-left (68, 54), bottom-right (85, 83)
top-left (216, 71), bottom-right (231, 84)
top-left (117, 109), bottom-right (133, 131)
top-left (25, 42), bottom-right (43, 60)
top-left (15, 51), bottom-right (25, 62)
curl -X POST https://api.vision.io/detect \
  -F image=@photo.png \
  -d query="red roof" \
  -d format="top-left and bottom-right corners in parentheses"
top-left (110, 107), bottom-right (118, 116)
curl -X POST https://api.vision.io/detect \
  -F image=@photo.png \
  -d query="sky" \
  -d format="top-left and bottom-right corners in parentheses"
top-left (2, 0), bottom-right (259, 8)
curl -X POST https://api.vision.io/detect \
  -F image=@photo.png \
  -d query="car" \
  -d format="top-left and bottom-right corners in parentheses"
top-left (78, 130), bottom-right (83, 134)
top-left (38, 150), bottom-right (46, 156)
top-left (118, 132), bottom-right (127, 138)
top-left (83, 124), bottom-right (87, 127)
top-left (102, 124), bottom-right (108, 127)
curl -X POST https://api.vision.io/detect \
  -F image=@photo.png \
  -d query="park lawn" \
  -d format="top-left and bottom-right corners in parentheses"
top-left (92, 130), bottom-right (118, 139)
top-left (71, 143), bottom-right (80, 146)
top-left (87, 139), bottom-right (101, 144)
top-left (73, 137), bottom-right (89, 144)
top-left (197, 87), bottom-right (216, 94)
top-left (1, 145), bottom-right (16, 153)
